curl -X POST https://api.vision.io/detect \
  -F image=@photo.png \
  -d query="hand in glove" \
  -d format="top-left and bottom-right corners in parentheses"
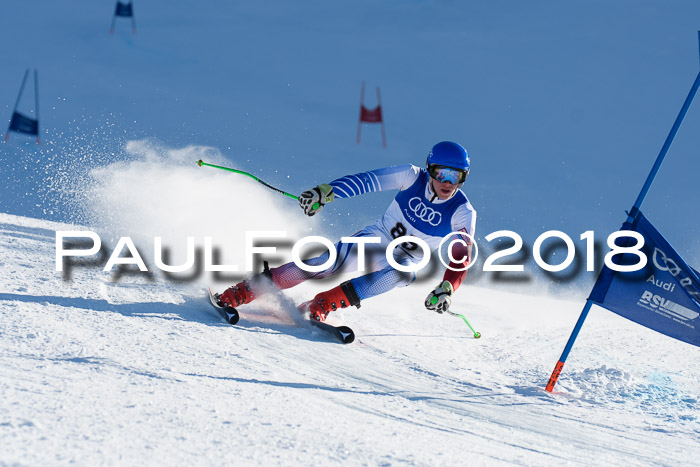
top-left (424, 280), bottom-right (454, 313)
top-left (299, 184), bottom-right (335, 216)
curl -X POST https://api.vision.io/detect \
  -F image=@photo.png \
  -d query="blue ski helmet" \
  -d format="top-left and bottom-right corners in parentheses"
top-left (426, 141), bottom-right (470, 184)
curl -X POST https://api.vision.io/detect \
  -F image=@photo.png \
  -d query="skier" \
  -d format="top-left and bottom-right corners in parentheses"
top-left (218, 141), bottom-right (476, 322)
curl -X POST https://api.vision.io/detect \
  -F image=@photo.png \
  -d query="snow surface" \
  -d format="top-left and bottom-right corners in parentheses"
top-left (2, 211), bottom-right (700, 465)
top-left (2, 0), bottom-right (700, 464)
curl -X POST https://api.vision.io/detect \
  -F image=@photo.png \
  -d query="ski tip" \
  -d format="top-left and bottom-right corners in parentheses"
top-left (308, 320), bottom-right (355, 344)
top-left (337, 326), bottom-right (355, 344)
top-left (227, 311), bottom-right (240, 325)
top-left (207, 286), bottom-right (240, 325)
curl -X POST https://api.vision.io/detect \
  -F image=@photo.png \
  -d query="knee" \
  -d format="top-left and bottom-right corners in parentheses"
top-left (394, 261), bottom-right (416, 287)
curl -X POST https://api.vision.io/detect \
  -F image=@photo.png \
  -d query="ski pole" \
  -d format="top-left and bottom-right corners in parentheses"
top-left (196, 160), bottom-right (319, 210)
top-left (445, 310), bottom-right (481, 338)
top-left (430, 295), bottom-right (481, 338)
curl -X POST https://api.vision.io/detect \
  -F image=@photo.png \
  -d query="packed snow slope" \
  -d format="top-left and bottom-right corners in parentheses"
top-left (2, 0), bottom-right (700, 464)
top-left (2, 211), bottom-right (700, 465)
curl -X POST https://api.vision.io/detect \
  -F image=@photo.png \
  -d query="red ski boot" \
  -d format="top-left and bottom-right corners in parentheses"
top-left (218, 262), bottom-right (273, 308)
top-left (218, 281), bottom-right (255, 308)
top-left (301, 281), bottom-right (361, 322)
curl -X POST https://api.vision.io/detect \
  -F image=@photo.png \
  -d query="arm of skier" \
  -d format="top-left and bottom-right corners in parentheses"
top-left (299, 164), bottom-right (420, 216)
top-left (425, 204), bottom-right (477, 313)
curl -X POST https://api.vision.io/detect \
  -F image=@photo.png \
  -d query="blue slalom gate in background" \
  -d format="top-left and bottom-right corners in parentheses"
top-left (4, 69), bottom-right (39, 144)
top-left (110, 1), bottom-right (136, 34)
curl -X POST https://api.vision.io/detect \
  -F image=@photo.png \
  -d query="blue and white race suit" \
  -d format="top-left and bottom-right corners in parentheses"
top-left (271, 164), bottom-right (477, 301)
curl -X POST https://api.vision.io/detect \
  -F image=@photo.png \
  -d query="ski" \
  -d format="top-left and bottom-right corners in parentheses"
top-left (308, 319), bottom-right (355, 344)
top-left (207, 287), bottom-right (240, 325)
top-left (206, 287), bottom-right (354, 344)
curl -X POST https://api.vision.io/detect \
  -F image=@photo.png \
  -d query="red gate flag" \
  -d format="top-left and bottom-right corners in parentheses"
top-left (360, 105), bottom-right (382, 123)
top-left (356, 81), bottom-right (386, 147)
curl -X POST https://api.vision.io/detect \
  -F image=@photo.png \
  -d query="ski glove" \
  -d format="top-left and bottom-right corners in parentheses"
top-left (299, 184), bottom-right (335, 216)
top-left (425, 280), bottom-right (454, 313)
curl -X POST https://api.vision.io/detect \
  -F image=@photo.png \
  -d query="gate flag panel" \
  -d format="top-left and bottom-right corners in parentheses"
top-left (356, 81), bottom-right (387, 148)
top-left (588, 213), bottom-right (700, 347)
top-left (110, 1), bottom-right (136, 34)
top-left (4, 69), bottom-right (40, 144)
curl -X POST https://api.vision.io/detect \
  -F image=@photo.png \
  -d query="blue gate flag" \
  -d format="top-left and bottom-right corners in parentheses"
top-left (8, 111), bottom-right (38, 136)
top-left (115, 1), bottom-right (133, 17)
top-left (589, 212), bottom-right (700, 347)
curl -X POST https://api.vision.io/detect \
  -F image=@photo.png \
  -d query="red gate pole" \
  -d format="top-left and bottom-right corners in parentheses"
top-left (377, 86), bottom-right (386, 148)
top-left (356, 80), bottom-right (366, 144)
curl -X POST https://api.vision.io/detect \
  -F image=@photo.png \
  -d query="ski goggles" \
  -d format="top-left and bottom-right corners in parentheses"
top-left (428, 165), bottom-right (469, 184)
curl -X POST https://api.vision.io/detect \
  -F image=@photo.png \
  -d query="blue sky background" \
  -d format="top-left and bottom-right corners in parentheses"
top-left (2, 0), bottom-right (700, 287)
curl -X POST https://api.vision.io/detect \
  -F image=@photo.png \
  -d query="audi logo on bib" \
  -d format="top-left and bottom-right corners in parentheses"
top-left (408, 197), bottom-right (442, 226)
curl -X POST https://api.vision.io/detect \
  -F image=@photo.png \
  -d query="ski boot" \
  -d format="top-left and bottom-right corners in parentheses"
top-left (218, 262), bottom-right (273, 308)
top-left (300, 280), bottom-right (361, 322)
